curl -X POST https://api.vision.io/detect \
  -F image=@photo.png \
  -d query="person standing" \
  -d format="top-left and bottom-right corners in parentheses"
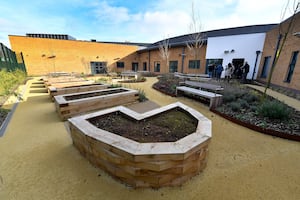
top-left (225, 63), bottom-right (234, 82)
top-left (241, 61), bottom-right (250, 83)
top-left (208, 64), bottom-right (214, 78)
top-left (215, 63), bottom-right (224, 81)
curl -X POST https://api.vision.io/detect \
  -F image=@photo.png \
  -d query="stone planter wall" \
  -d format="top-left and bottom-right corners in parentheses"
top-left (54, 88), bottom-right (139, 120)
top-left (48, 83), bottom-right (109, 100)
top-left (67, 102), bottom-right (212, 188)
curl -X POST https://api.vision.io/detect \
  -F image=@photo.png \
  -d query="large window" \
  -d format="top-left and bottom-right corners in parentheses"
top-left (116, 62), bottom-right (124, 68)
top-left (143, 62), bottom-right (147, 71)
top-left (132, 62), bottom-right (138, 71)
top-left (188, 60), bottom-right (200, 69)
top-left (285, 51), bottom-right (299, 83)
top-left (205, 59), bottom-right (223, 77)
top-left (90, 61), bottom-right (107, 74)
top-left (169, 61), bottom-right (178, 72)
top-left (154, 61), bottom-right (160, 72)
top-left (260, 56), bottom-right (271, 78)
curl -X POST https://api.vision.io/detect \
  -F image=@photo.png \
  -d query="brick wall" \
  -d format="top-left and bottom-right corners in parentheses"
top-left (9, 35), bottom-right (139, 76)
top-left (257, 12), bottom-right (300, 91)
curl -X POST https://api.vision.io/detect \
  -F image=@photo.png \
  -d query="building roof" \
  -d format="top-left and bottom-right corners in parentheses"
top-left (26, 33), bottom-right (76, 40)
top-left (87, 40), bottom-right (150, 47)
top-left (139, 24), bottom-right (277, 52)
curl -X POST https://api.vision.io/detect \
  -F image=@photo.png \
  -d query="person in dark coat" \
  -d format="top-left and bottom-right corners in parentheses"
top-left (208, 64), bottom-right (214, 78)
top-left (241, 61), bottom-right (250, 83)
top-left (215, 64), bottom-right (224, 81)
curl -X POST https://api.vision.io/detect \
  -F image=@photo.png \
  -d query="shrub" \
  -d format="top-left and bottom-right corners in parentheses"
top-left (228, 102), bottom-right (242, 112)
top-left (242, 92), bottom-right (259, 103)
top-left (238, 98), bottom-right (250, 109)
top-left (138, 89), bottom-right (148, 102)
top-left (257, 100), bottom-right (291, 120)
top-left (0, 69), bottom-right (26, 96)
top-left (223, 93), bottom-right (236, 103)
top-left (109, 84), bottom-right (122, 88)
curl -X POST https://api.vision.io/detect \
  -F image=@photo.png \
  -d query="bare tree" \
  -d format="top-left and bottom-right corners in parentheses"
top-left (186, 1), bottom-right (205, 62)
top-left (81, 57), bottom-right (90, 74)
top-left (264, 1), bottom-right (300, 96)
top-left (158, 37), bottom-right (171, 72)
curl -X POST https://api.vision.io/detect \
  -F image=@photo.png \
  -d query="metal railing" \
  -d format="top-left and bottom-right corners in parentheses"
top-left (0, 43), bottom-right (26, 73)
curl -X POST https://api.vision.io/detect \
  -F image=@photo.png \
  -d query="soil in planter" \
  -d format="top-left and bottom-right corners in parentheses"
top-left (87, 108), bottom-right (198, 143)
top-left (64, 88), bottom-right (127, 101)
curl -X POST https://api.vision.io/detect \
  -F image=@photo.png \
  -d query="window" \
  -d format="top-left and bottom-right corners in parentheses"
top-left (132, 62), bottom-right (138, 71)
top-left (188, 60), bottom-right (200, 69)
top-left (116, 62), bottom-right (124, 68)
top-left (90, 61), bottom-right (107, 74)
top-left (154, 61), bottom-right (160, 72)
top-left (143, 62), bottom-right (147, 71)
top-left (260, 56), bottom-right (271, 78)
top-left (169, 61), bottom-right (178, 72)
top-left (285, 51), bottom-right (299, 83)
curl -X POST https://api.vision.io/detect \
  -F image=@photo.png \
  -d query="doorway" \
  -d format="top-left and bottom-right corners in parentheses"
top-left (90, 61), bottom-right (107, 74)
top-left (232, 58), bottom-right (244, 79)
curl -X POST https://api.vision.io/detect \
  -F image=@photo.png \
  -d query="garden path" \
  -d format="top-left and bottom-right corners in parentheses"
top-left (246, 84), bottom-right (300, 111)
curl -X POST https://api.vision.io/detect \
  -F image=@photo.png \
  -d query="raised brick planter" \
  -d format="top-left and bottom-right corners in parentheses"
top-left (67, 102), bottom-right (212, 188)
top-left (54, 88), bottom-right (139, 120)
top-left (48, 83), bottom-right (109, 100)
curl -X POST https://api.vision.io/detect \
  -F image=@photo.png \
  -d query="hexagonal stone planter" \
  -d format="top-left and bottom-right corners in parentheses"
top-left (54, 87), bottom-right (139, 120)
top-left (67, 102), bottom-right (211, 188)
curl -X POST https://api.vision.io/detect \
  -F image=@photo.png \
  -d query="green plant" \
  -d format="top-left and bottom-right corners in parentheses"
top-left (222, 93), bottom-right (236, 103)
top-left (237, 99), bottom-right (249, 109)
top-left (257, 100), bottom-right (291, 120)
top-left (96, 77), bottom-right (108, 83)
top-left (228, 102), bottom-right (242, 112)
top-left (109, 84), bottom-right (122, 88)
top-left (242, 92), bottom-right (259, 103)
top-left (137, 89), bottom-right (148, 102)
top-left (0, 69), bottom-right (26, 96)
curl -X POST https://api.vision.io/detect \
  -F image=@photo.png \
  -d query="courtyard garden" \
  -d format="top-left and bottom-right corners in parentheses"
top-left (0, 74), bottom-right (299, 199)
top-left (153, 73), bottom-right (300, 140)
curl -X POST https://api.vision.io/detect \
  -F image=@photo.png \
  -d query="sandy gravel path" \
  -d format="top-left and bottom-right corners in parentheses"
top-left (0, 77), bottom-right (299, 200)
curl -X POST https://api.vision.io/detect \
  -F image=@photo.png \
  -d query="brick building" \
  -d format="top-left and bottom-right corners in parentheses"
top-left (257, 11), bottom-right (300, 91)
top-left (9, 35), bottom-right (143, 76)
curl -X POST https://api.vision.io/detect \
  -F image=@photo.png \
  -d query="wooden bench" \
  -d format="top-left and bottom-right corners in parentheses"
top-left (176, 86), bottom-right (222, 109)
top-left (120, 71), bottom-right (140, 79)
top-left (183, 81), bottom-right (224, 93)
top-left (174, 72), bottom-right (211, 81)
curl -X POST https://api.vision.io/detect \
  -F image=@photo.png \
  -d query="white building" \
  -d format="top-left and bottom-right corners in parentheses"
top-left (205, 24), bottom-right (277, 79)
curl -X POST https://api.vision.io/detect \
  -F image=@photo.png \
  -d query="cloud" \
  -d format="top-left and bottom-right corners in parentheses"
top-left (0, 0), bottom-right (296, 48)
top-left (92, 1), bottom-right (130, 24)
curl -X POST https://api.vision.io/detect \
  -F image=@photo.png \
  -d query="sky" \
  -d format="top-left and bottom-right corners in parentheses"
top-left (0, 0), bottom-right (298, 48)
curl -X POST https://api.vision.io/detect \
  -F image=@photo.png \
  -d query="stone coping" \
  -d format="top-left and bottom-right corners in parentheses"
top-left (68, 102), bottom-right (211, 158)
top-left (48, 83), bottom-right (109, 92)
top-left (54, 87), bottom-right (137, 104)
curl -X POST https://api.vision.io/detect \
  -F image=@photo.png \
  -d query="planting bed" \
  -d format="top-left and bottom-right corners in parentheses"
top-left (48, 83), bottom-right (109, 100)
top-left (67, 102), bottom-right (211, 188)
top-left (54, 87), bottom-right (139, 120)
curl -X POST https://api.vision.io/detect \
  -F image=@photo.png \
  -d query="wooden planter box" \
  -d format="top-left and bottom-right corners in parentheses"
top-left (67, 102), bottom-right (212, 188)
top-left (45, 80), bottom-right (95, 88)
top-left (48, 83), bottom-right (109, 100)
top-left (54, 88), bottom-right (139, 120)
top-left (44, 77), bottom-right (85, 85)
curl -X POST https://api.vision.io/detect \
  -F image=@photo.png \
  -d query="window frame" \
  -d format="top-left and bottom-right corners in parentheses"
top-left (116, 62), bottom-right (125, 68)
top-left (285, 51), bottom-right (299, 83)
top-left (188, 60), bottom-right (200, 69)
